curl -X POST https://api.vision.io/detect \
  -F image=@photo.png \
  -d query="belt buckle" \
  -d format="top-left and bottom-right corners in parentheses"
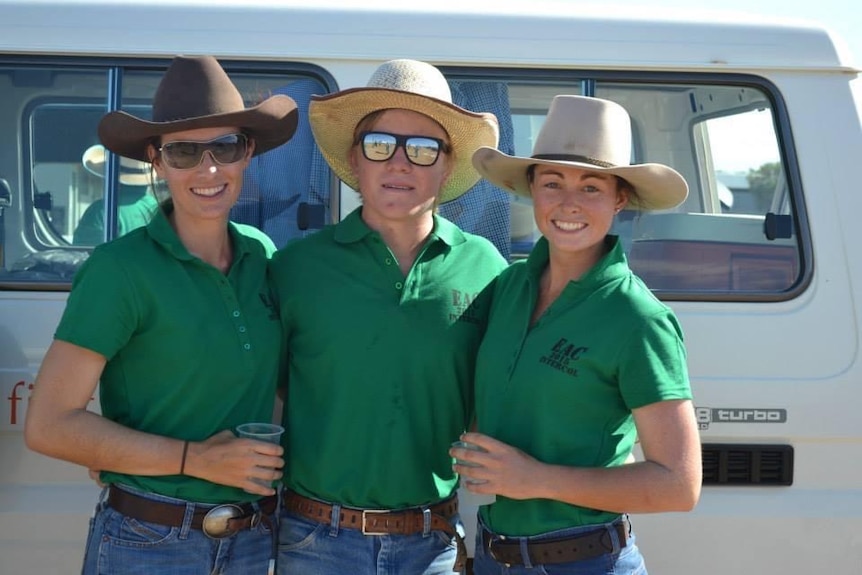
top-left (202, 504), bottom-right (244, 539)
top-left (486, 535), bottom-right (512, 567)
top-left (361, 509), bottom-right (390, 536)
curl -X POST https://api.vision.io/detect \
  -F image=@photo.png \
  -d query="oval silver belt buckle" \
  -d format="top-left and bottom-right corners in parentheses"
top-left (202, 504), bottom-right (244, 539)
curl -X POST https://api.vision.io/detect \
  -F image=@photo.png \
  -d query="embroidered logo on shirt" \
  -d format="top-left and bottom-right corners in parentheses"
top-left (539, 338), bottom-right (587, 377)
top-left (449, 289), bottom-right (482, 325)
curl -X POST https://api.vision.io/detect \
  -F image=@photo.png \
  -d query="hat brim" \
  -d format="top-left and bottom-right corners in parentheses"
top-left (472, 147), bottom-right (688, 211)
top-left (82, 144), bottom-right (153, 186)
top-left (98, 94), bottom-right (299, 162)
top-left (309, 87), bottom-right (499, 204)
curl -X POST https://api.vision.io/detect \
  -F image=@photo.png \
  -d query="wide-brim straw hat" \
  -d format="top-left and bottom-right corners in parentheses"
top-left (98, 55), bottom-right (298, 162)
top-left (82, 144), bottom-right (153, 186)
top-left (472, 95), bottom-right (688, 211)
top-left (308, 59), bottom-right (499, 204)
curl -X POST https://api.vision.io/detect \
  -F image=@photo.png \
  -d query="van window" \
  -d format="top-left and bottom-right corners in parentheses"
top-left (2, 60), bottom-right (805, 301)
top-left (444, 71), bottom-right (804, 301)
top-left (0, 59), bottom-right (330, 288)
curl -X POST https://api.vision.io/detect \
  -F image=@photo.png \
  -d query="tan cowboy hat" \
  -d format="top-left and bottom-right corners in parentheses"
top-left (472, 95), bottom-right (688, 210)
top-left (98, 55), bottom-right (298, 162)
top-left (308, 59), bottom-right (499, 204)
top-left (82, 144), bottom-right (153, 186)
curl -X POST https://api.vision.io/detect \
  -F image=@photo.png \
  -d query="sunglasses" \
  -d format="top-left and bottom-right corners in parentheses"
top-left (158, 133), bottom-right (249, 170)
top-left (357, 131), bottom-right (450, 167)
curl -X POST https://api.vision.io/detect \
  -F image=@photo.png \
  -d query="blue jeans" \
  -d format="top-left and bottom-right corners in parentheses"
top-left (276, 507), bottom-right (465, 575)
top-left (81, 485), bottom-right (277, 575)
top-left (473, 515), bottom-right (647, 575)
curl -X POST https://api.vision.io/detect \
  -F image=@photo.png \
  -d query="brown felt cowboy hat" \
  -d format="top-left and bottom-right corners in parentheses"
top-left (98, 55), bottom-right (298, 162)
top-left (472, 95), bottom-right (688, 211)
top-left (308, 59), bottom-right (499, 204)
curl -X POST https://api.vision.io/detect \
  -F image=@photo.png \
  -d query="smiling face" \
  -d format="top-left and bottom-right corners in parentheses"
top-left (150, 126), bottom-right (254, 226)
top-left (530, 164), bottom-right (629, 268)
top-left (348, 109), bottom-right (452, 231)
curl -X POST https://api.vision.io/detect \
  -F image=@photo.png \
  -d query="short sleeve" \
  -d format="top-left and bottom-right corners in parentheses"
top-left (617, 310), bottom-right (692, 409)
top-left (54, 248), bottom-right (140, 360)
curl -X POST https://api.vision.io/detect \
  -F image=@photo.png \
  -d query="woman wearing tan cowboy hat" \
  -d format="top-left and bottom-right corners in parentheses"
top-left (269, 59), bottom-right (507, 575)
top-left (452, 95), bottom-right (702, 574)
top-left (25, 55), bottom-right (298, 575)
top-left (73, 144), bottom-right (159, 245)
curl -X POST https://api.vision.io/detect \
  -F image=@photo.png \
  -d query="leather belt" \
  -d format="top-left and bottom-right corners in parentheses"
top-left (483, 516), bottom-right (630, 566)
top-left (283, 489), bottom-right (467, 571)
top-left (107, 485), bottom-right (277, 539)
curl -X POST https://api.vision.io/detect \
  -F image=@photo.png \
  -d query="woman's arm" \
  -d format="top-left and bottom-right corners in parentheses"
top-left (25, 339), bottom-right (283, 495)
top-left (453, 399), bottom-right (701, 513)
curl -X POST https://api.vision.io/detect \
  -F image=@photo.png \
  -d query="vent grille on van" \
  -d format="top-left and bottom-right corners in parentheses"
top-left (702, 444), bottom-right (793, 486)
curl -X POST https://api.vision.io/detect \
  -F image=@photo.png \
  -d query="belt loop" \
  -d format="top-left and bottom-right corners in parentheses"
top-left (179, 501), bottom-right (195, 540)
top-left (608, 518), bottom-right (623, 553)
top-left (328, 503), bottom-right (341, 537)
top-left (93, 486), bottom-right (109, 519)
top-left (96, 485), bottom-right (109, 511)
top-left (422, 507), bottom-right (432, 537)
top-left (519, 538), bottom-right (534, 569)
top-left (276, 485), bottom-right (284, 517)
top-left (609, 526), bottom-right (621, 553)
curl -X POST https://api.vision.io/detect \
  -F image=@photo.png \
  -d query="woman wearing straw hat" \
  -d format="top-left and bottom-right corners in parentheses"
top-left (25, 55), bottom-right (298, 574)
top-left (270, 59), bottom-right (507, 575)
top-left (452, 95), bottom-right (702, 574)
top-left (73, 144), bottom-right (159, 245)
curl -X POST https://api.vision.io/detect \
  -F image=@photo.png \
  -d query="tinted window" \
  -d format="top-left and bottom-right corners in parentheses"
top-left (444, 73), bottom-right (803, 301)
top-left (0, 59), bottom-right (330, 288)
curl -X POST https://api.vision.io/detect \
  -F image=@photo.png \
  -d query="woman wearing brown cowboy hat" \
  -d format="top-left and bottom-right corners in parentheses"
top-left (270, 59), bottom-right (508, 575)
top-left (25, 55), bottom-right (298, 574)
top-left (452, 95), bottom-right (702, 574)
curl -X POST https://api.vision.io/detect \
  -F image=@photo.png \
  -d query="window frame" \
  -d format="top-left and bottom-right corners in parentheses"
top-left (440, 66), bottom-right (812, 303)
top-left (0, 55), bottom-right (336, 291)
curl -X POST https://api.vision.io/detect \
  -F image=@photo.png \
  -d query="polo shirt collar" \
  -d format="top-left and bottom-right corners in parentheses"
top-left (526, 235), bottom-right (628, 289)
top-left (333, 208), bottom-right (466, 247)
top-left (430, 213), bottom-right (467, 247)
top-left (145, 207), bottom-right (253, 263)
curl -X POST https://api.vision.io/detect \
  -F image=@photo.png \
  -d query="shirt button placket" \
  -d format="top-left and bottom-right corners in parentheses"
top-left (231, 308), bottom-right (252, 351)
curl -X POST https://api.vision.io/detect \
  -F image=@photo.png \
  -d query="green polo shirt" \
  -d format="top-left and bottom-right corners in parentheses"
top-left (72, 186), bottom-right (159, 245)
top-left (476, 235), bottom-right (692, 536)
top-left (271, 208), bottom-right (507, 509)
top-left (55, 209), bottom-right (280, 504)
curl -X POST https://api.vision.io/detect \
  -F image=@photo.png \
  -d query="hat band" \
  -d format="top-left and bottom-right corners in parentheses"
top-left (532, 154), bottom-right (616, 169)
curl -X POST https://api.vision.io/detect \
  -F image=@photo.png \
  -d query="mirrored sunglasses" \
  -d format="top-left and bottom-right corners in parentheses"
top-left (357, 131), bottom-right (449, 167)
top-left (159, 133), bottom-right (248, 170)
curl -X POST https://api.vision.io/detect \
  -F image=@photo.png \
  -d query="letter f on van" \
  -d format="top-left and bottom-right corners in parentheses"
top-left (7, 380), bottom-right (27, 426)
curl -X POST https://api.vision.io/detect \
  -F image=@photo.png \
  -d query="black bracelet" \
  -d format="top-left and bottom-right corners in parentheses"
top-left (179, 440), bottom-right (190, 475)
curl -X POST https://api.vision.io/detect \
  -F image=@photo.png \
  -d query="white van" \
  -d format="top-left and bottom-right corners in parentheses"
top-left (2, 1), bottom-right (861, 573)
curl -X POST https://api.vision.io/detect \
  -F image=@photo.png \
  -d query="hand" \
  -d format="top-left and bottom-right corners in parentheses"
top-left (88, 468), bottom-right (105, 487)
top-left (450, 432), bottom-right (542, 500)
top-left (184, 430), bottom-right (284, 496)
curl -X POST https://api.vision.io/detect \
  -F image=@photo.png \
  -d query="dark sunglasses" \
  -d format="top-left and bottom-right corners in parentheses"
top-left (158, 133), bottom-right (249, 170)
top-left (357, 131), bottom-right (450, 167)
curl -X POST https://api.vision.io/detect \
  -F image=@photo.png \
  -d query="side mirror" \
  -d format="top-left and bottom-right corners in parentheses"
top-left (0, 178), bottom-right (11, 209)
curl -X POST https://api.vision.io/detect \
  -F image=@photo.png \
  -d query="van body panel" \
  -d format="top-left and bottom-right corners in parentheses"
top-left (0, 1), bottom-right (852, 72)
